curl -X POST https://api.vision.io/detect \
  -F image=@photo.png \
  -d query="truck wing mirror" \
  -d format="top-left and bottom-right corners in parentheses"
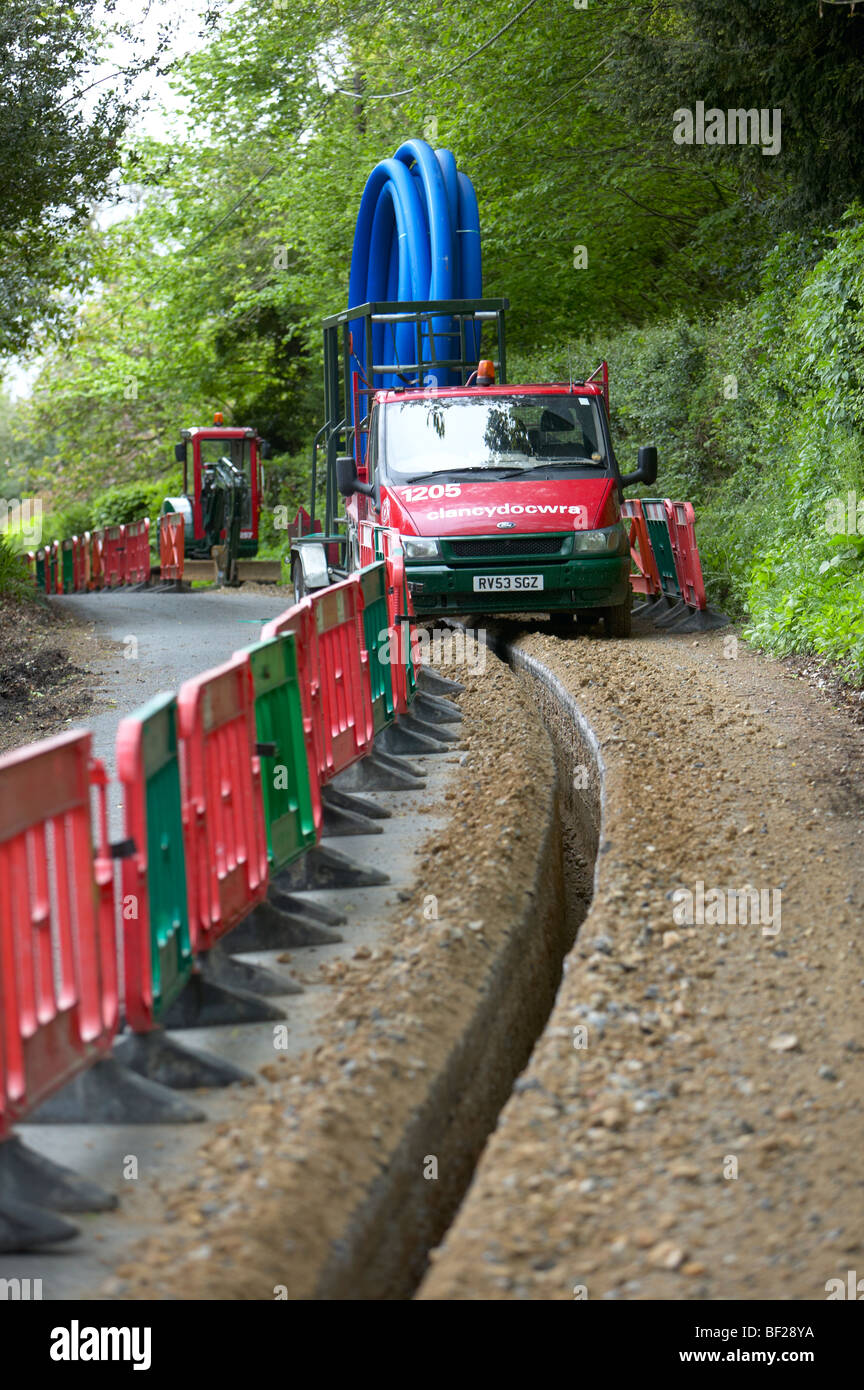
top-left (260, 440), bottom-right (272, 459)
top-left (620, 445), bottom-right (658, 489)
top-left (336, 454), bottom-right (374, 497)
top-left (174, 442), bottom-right (186, 463)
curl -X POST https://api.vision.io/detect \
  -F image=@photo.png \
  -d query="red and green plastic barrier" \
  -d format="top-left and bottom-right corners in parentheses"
top-left (622, 496), bottom-right (727, 632)
top-left (0, 527), bottom-right (421, 1249)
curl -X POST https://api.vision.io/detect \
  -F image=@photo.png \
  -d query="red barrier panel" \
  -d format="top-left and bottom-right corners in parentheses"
top-left (176, 651), bottom-right (269, 951)
top-left (260, 599), bottom-right (324, 834)
top-left (358, 519), bottom-right (382, 568)
top-left (89, 530), bottom-right (105, 590)
top-left (666, 499), bottom-right (708, 611)
top-left (103, 524), bottom-right (126, 588)
top-left (621, 498), bottom-right (662, 597)
top-left (125, 518), bottom-right (150, 585)
top-left (159, 513), bottom-right (184, 581)
top-left (0, 731), bottom-right (118, 1139)
top-left (310, 575), bottom-right (374, 780)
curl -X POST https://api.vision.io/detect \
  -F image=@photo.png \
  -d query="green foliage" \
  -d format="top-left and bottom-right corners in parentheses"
top-left (515, 214), bottom-right (864, 679)
top-left (40, 502), bottom-right (95, 547)
top-left (0, 534), bottom-right (35, 600)
top-left (604, 0), bottom-right (864, 226)
top-left (89, 473), bottom-right (183, 529)
top-left (90, 483), bottom-right (154, 530)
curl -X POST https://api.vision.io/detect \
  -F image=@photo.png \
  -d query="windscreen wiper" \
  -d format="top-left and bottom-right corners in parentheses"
top-left (494, 460), bottom-right (608, 479)
top-left (393, 467), bottom-right (513, 484)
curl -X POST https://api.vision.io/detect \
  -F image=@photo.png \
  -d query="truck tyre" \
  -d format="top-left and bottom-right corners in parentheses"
top-left (603, 593), bottom-right (632, 638)
top-left (291, 556), bottom-right (306, 603)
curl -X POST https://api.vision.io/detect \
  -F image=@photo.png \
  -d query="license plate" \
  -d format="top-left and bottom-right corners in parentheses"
top-left (472, 574), bottom-right (544, 592)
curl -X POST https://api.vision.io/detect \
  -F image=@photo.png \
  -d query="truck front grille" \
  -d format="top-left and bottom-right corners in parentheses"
top-left (447, 536), bottom-right (563, 558)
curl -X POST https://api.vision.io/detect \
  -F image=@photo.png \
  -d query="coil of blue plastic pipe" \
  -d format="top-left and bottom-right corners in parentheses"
top-left (348, 138), bottom-right (483, 391)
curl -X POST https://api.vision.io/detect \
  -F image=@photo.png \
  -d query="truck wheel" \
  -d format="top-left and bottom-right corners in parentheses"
top-left (603, 595), bottom-right (632, 639)
top-left (291, 556), bottom-right (306, 603)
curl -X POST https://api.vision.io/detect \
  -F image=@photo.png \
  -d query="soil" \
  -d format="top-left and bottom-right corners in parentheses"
top-left (783, 651), bottom-right (864, 728)
top-left (0, 595), bottom-right (95, 754)
top-left (419, 617), bottom-right (864, 1301)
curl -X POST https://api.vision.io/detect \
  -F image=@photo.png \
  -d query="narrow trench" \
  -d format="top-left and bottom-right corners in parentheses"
top-left (325, 628), bottom-right (605, 1300)
top-left (410, 632), bottom-right (604, 1295)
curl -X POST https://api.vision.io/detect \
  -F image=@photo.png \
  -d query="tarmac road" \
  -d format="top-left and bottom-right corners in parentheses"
top-left (59, 587), bottom-right (291, 833)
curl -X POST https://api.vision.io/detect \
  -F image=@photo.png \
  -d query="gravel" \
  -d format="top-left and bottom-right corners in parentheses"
top-left (419, 620), bottom-right (864, 1301)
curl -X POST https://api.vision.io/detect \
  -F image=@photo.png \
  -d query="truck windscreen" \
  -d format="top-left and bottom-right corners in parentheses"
top-left (382, 393), bottom-right (607, 481)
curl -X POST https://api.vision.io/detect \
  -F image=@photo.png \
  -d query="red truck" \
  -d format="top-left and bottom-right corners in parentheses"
top-left (291, 299), bottom-right (657, 637)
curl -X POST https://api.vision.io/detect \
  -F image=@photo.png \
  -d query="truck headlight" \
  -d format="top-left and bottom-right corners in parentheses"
top-left (572, 524), bottom-right (628, 555)
top-left (402, 535), bottom-right (440, 560)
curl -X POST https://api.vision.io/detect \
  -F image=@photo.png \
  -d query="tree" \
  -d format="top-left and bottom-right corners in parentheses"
top-left (0, 0), bottom-right (172, 354)
top-left (603, 0), bottom-right (864, 225)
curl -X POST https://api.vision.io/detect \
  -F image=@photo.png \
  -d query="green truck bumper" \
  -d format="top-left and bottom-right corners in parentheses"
top-left (405, 554), bottom-right (631, 615)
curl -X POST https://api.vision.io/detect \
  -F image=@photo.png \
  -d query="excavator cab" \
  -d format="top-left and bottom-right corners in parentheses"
top-left (162, 416), bottom-right (273, 583)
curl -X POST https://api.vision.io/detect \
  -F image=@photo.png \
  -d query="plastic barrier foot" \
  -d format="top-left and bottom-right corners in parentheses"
top-left (26, 1057), bottom-right (206, 1124)
top-left (200, 943), bottom-right (302, 997)
top-left (156, 579), bottom-right (191, 593)
top-left (0, 1135), bottom-right (117, 1213)
top-left (367, 747), bottom-right (426, 779)
top-left (321, 793), bottom-right (385, 837)
top-left (0, 1197), bottom-right (79, 1253)
top-left (160, 973), bottom-right (287, 1030)
top-left (376, 720), bottom-right (450, 757)
top-left (633, 595), bottom-right (674, 619)
top-left (266, 888), bottom-right (346, 926)
top-left (228, 898), bottom-right (343, 950)
top-left (418, 668), bottom-right (465, 695)
top-left (654, 599), bottom-right (690, 628)
top-left (401, 711), bottom-right (460, 744)
top-left (276, 843), bottom-right (390, 890)
top-left (668, 604), bottom-right (730, 633)
top-left (332, 749), bottom-right (426, 792)
top-left (321, 786), bottom-right (392, 820)
top-left (113, 1028), bottom-right (254, 1090)
top-left (411, 691), bottom-right (463, 723)
top-left (631, 597), bottom-right (659, 616)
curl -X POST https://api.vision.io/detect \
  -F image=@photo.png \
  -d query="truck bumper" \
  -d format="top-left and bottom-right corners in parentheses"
top-left (405, 555), bottom-right (631, 615)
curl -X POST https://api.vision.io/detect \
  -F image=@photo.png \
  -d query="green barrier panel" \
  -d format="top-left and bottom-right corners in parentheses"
top-left (247, 633), bottom-right (318, 871)
top-left (47, 546), bottom-right (58, 594)
top-left (60, 538), bottom-right (75, 593)
top-left (359, 561), bottom-right (395, 733)
top-left (35, 548), bottom-right (46, 591)
top-left (118, 692), bottom-right (193, 1029)
top-left (641, 498), bottom-right (680, 597)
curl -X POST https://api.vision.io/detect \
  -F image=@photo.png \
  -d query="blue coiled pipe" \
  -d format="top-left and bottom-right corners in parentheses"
top-left (348, 139), bottom-right (483, 392)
